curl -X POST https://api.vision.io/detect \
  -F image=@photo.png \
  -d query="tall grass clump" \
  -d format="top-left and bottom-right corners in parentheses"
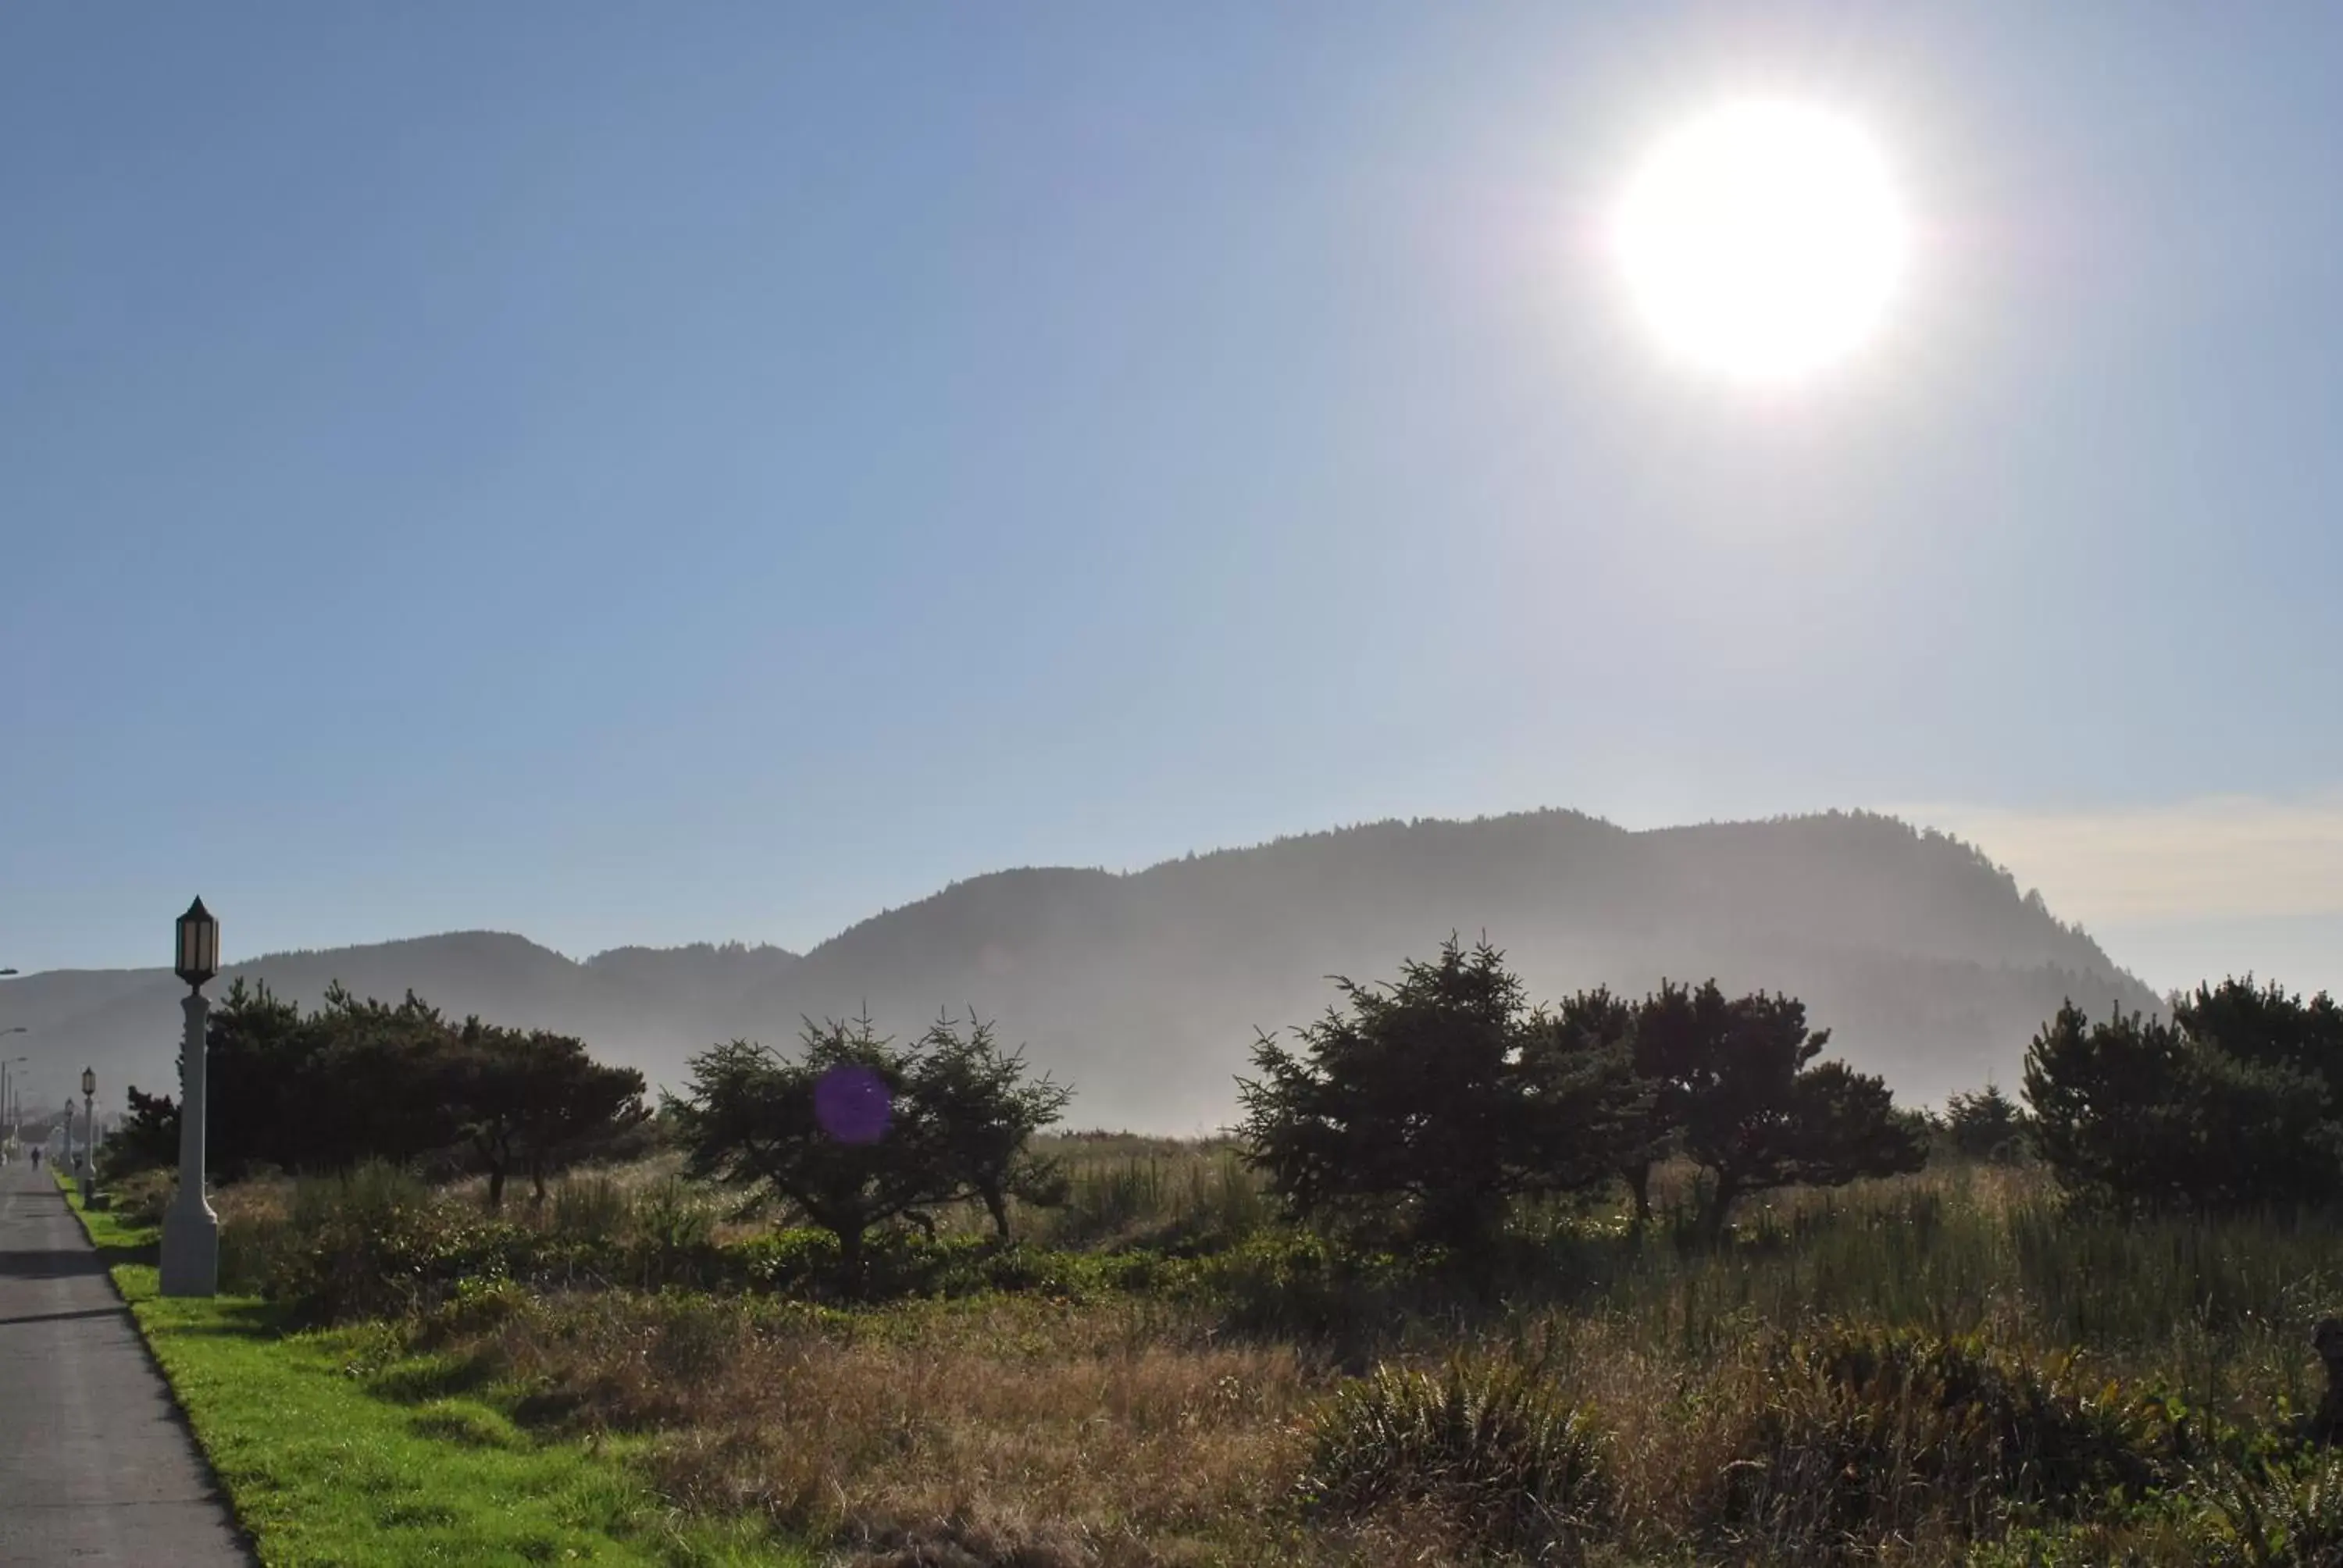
top-left (1302, 1337), bottom-right (1607, 1559)
top-left (547, 1171), bottom-right (630, 1240)
top-left (1692, 1321), bottom-right (2178, 1560)
top-left (1040, 1142), bottom-right (1271, 1252)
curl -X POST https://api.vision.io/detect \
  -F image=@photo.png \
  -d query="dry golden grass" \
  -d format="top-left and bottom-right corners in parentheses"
top-left (439, 1290), bottom-right (1328, 1565)
top-left (187, 1151), bottom-right (2343, 1564)
top-left (418, 1285), bottom-right (2205, 1566)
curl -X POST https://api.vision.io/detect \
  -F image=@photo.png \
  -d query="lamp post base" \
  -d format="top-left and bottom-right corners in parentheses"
top-left (159, 1196), bottom-right (219, 1298)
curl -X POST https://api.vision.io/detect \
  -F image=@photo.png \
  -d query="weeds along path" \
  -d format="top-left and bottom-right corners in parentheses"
top-left (52, 1170), bottom-right (808, 1567)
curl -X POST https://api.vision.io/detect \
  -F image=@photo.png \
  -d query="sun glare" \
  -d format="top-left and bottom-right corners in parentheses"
top-left (1613, 100), bottom-right (1910, 386)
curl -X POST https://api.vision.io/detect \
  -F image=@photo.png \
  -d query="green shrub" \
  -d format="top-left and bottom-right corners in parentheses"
top-left (644, 1292), bottom-right (747, 1387)
top-left (1301, 1342), bottom-right (1608, 1558)
top-left (633, 1176), bottom-right (716, 1251)
top-left (1702, 1323), bottom-right (2176, 1559)
top-left (419, 1276), bottom-right (540, 1342)
top-left (1944, 1082), bottom-right (2033, 1164)
top-left (259, 1161), bottom-right (546, 1323)
top-left (109, 1167), bottom-right (176, 1229)
top-left (2192, 1449), bottom-right (2343, 1566)
top-left (1189, 1231), bottom-right (1420, 1355)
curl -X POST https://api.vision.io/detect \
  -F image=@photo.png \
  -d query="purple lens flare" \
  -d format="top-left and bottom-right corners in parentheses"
top-left (814, 1064), bottom-right (892, 1145)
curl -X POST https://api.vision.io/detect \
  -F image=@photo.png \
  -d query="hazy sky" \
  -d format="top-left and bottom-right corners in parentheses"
top-left (4, 5), bottom-right (2338, 998)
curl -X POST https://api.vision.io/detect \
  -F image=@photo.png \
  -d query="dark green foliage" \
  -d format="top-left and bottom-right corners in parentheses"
top-left (668, 1012), bottom-right (1072, 1285)
top-left (297, 985), bottom-right (473, 1171)
top-left (1556, 985), bottom-right (1661, 1219)
top-left (115, 978), bottom-right (308, 1176)
top-left (722, 1224), bottom-right (1163, 1302)
top-left (908, 1010), bottom-right (1072, 1238)
top-left (1239, 943), bottom-right (1922, 1255)
top-left (2193, 1449), bottom-right (2343, 1567)
top-left (1303, 1342), bottom-right (1608, 1557)
top-left (107, 1083), bottom-right (182, 1177)
top-left (1945, 1082), bottom-right (2033, 1162)
top-left (1638, 980), bottom-right (1929, 1238)
top-left (114, 980), bottom-right (647, 1187)
top-left (2024, 979), bottom-right (2343, 1211)
top-left (669, 1018), bottom-right (929, 1284)
top-left (2179, 978), bottom-right (2343, 1099)
top-left (1236, 937), bottom-right (1640, 1258)
top-left (455, 1021), bottom-right (651, 1208)
top-left (1190, 1230), bottom-right (1420, 1352)
top-left (1706, 1323), bottom-right (2177, 1558)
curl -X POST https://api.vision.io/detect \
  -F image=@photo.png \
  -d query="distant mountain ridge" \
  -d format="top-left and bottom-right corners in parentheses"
top-left (5, 809), bottom-right (2160, 1133)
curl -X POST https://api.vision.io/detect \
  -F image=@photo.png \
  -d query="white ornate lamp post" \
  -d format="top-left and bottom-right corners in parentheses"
top-left (80, 1067), bottom-right (97, 1205)
top-left (0, 1043), bottom-right (23, 1155)
top-left (160, 897), bottom-right (220, 1297)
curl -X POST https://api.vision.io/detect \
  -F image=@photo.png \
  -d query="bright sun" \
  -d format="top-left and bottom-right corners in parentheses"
top-left (1613, 100), bottom-right (1909, 385)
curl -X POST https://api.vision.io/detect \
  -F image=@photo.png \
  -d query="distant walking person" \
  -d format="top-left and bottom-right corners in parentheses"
top-left (29, 1146), bottom-right (39, 1169)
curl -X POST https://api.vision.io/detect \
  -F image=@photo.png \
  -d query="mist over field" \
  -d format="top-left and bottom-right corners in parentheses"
top-left (13, 809), bottom-right (2156, 1132)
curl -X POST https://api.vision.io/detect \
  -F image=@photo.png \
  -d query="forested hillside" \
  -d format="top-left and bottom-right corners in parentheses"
top-left (12, 810), bottom-right (2159, 1132)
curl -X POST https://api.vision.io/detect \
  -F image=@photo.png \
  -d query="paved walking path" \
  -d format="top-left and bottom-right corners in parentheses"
top-left (0, 1156), bottom-right (251, 1565)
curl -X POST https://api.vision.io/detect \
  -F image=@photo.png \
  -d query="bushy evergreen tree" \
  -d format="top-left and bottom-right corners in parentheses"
top-left (669, 1012), bottom-right (1072, 1283)
top-left (1942, 1082), bottom-right (2030, 1162)
top-left (457, 1021), bottom-right (650, 1207)
top-left (2024, 979), bottom-right (2343, 1210)
top-left (1644, 982), bottom-right (1927, 1238)
top-left (1240, 943), bottom-right (1928, 1251)
top-left (112, 980), bottom-right (645, 1187)
top-left (909, 1011), bottom-right (1072, 1238)
top-left (1237, 938), bottom-right (1639, 1257)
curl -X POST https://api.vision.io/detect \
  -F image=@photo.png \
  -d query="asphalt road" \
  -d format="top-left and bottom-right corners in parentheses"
top-left (0, 1155), bottom-right (251, 1565)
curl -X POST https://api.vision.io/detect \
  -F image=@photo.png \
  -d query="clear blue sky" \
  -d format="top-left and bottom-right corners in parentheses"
top-left (5, 4), bottom-right (2338, 993)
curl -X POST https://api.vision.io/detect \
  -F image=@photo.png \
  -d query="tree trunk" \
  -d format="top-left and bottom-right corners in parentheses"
top-left (984, 1188), bottom-right (1012, 1240)
top-left (1702, 1174), bottom-right (1740, 1244)
top-left (530, 1152), bottom-right (548, 1204)
top-left (1624, 1160), bottom-right (1653, 1224)
top-left (486, 1164), bottom-right (506, 1210)
top-left (837, 1224), bottom-right (865, 1297)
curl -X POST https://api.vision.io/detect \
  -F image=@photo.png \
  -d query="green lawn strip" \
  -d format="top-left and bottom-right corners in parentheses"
top-left (55, 1176), bottom-right (801, 1568)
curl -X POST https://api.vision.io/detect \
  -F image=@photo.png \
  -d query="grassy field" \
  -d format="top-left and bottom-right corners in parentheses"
top-left (57, 1174), bottom-right (805, 1568)
top-left (67, 1147), bottom-right (2343, 1565)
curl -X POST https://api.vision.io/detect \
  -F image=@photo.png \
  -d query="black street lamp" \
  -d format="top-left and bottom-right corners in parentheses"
top-left (161, 897), bottom-right (221, 1297)
top-left (176, 898), bottom-right (219, 987)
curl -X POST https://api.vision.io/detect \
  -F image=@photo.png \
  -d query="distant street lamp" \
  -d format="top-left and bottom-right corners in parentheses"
top-left (0, 1044), bottom-right (24, 1153)
top-left (80, 1067), bottom-right (96, 1205)
top-left (159, 897), bottom-right (220, 1297)
top-left (1, 1028), bottom-right (24, 1131)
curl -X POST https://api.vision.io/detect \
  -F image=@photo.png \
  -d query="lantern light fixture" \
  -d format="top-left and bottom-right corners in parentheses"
top-left (174, 897), bottom-right (219, 989)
